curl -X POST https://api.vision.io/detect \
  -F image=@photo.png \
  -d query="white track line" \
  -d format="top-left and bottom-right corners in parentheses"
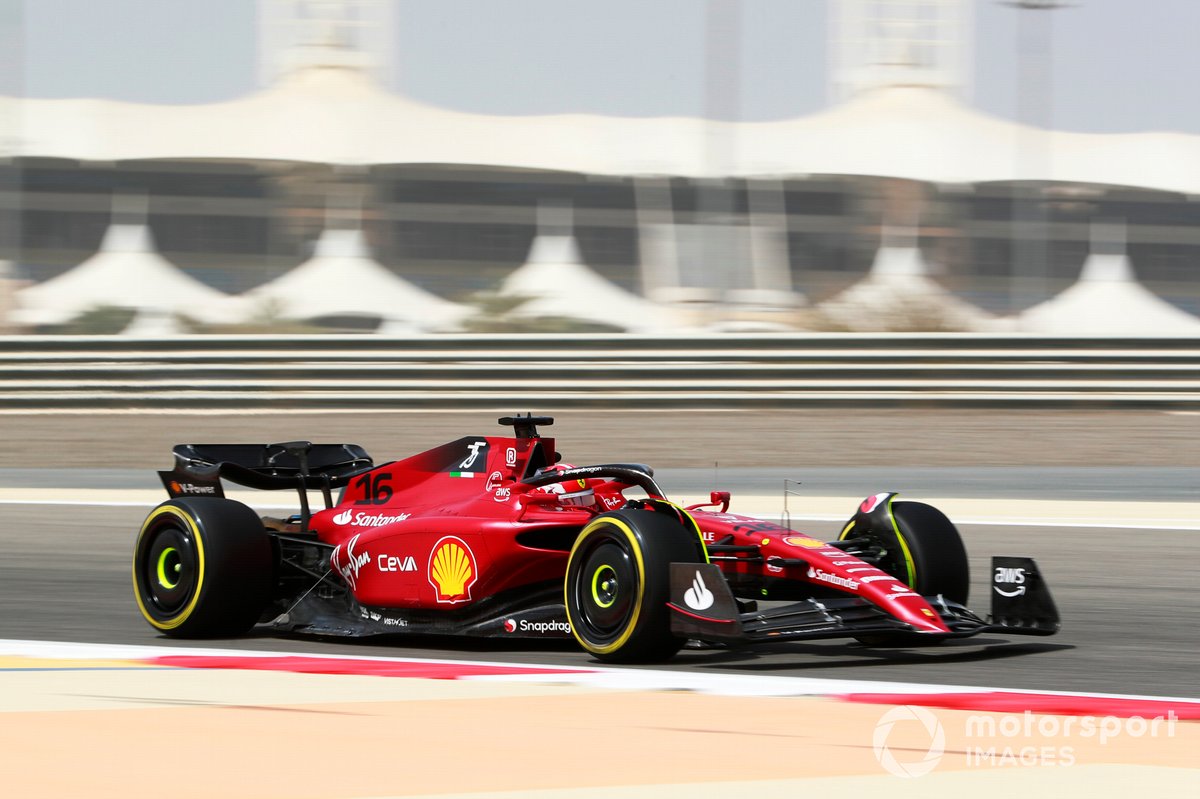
top-left (0, 499), bottom-right (301, 511)
top-left (1, 496), bottom-right (1196, 530)
top-left (2, 638), bottom-right (1198, 704)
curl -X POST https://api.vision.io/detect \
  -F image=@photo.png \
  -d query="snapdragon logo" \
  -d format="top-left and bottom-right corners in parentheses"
top-left (504, 618), bottom-right (571, 635)
top-left (873, 706), bottom-right (946, 778)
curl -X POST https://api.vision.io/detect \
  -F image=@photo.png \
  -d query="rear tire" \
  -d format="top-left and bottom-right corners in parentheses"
top-left (133, 498), bottom-right (272, 637)
top-left (565, 509), bottom-right (705, 663)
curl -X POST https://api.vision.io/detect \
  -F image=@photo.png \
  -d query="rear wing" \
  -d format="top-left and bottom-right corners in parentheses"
top-left (159, 441), bottom-right (375, 530)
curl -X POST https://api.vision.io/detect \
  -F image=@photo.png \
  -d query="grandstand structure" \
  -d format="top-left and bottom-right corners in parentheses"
top-left (3, 0), bottom-right (1199, 332)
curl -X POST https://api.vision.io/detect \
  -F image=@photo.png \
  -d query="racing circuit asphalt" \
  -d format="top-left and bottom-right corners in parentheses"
top-left (1, 408), bottom-right (1196, 700)
top-left (2, 499), bottom-right (1196, 699)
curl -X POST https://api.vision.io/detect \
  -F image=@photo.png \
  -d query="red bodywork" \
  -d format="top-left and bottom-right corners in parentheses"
top-left (310, 432), bottom-right (948, 634)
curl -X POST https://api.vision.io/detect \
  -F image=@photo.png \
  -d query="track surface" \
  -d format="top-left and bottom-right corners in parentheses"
top-left (4, 502), bottom-right (1196, 698)
top-left (2, 408), bottom-right (1196, 699)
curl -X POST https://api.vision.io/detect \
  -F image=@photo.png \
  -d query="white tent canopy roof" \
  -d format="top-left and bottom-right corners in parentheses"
top-left (10, 70), bottom-right (1200, 192)
top-left (12, 224), bottom-right (243, 325)
top-left (817, 245), bottom-right (1000, 332)
top-left (499, 235), bottom-right (686, 332)
top-left (1019, 253), bottom-right (1200, 335)
top-left (236, 228), bottom-right (469, 331)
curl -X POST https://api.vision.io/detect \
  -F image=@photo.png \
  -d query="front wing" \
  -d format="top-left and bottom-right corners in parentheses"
top-left (667, 558), bottom-right (1060, 645)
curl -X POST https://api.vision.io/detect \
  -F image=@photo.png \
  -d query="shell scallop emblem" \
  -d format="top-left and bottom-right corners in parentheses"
top-left (428, 536), bottom-right (478, 604)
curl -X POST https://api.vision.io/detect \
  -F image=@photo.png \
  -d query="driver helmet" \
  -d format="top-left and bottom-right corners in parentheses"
top-left (531, 463), bottom-right (597, 508)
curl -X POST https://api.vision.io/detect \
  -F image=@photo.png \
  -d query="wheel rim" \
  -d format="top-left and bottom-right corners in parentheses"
top-left (156, 547), bottom-right (182, 589)
top-left (590, 563), bottom-right (618, 608)
top-left (572, 535), bottom-right (637, 644)
top-left (138, 522), bottom-right (198, 618)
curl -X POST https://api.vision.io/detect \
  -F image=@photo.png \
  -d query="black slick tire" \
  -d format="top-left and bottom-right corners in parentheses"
top-left (565, 509), bottom-right (705, 663)
top-left (843, 500), bottom-right (969, 646)
top-left (132, 497), bottom-right (272, 637)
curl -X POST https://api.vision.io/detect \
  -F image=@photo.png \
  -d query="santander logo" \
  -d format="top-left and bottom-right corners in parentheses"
top-left (807, 566), bottom-right (860, 591)
top-left (332, 510), bottom-right (412, 527)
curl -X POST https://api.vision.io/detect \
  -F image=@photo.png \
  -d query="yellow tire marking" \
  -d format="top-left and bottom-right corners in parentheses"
top-left (590, 564), bottom-right (617, 608)
top-left (155, 547), bottom-right (179, 589)
top-left (565, 517), bottom-right (646, 656)
top-left (644, 499), bottom-right (710, 564)
top-left (885, 496), bottom-right (918, 587)
top-left (839, 499), bottom-right (916, 587)
top-left (132, 504), bottom-right (206, 631)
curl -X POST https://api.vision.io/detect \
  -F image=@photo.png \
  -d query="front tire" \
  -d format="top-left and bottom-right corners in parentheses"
top-left (843, 499), bottom-right (969, 603)
top-left (133, 498), bottom-right (272, 637)
top-left (565, 509), bottom-right (704, 663)
top-left (842, 499), bottom-right (969, 646)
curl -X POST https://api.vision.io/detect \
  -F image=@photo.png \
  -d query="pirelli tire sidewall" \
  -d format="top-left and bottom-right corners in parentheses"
top-left (564, 508), bottom-right (703, 663)
top-left (889, 501), bottom-right (970, 605)
top-left (133, 497), bottom-right (272, 638)
top-left (841, 498), bottom-right (970, 605)
top-left (844, 499), bottom-right (970, 647)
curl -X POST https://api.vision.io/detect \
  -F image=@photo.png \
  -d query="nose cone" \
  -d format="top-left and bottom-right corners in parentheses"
top-left (797, 545), bottom-right (951, 633)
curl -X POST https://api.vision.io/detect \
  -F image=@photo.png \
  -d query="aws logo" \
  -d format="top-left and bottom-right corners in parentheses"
top-left (428, 536), bottom-right (478, 604)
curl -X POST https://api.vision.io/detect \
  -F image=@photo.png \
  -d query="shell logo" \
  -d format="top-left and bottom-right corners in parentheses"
top-left (428, 536), bottom-right (478, 604)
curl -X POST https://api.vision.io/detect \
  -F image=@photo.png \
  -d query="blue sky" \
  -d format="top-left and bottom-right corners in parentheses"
top-left (12, 0), bottom-right (1200, 134)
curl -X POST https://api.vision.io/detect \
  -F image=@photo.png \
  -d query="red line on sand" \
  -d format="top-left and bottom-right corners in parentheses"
top-left (150, 655), bottom-right (586, 680)
top-left (839, 692), bottom-right (1200, 719)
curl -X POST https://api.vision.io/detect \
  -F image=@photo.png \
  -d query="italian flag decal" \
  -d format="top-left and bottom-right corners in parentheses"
top-left (449, 471), bottom-right (476, 478)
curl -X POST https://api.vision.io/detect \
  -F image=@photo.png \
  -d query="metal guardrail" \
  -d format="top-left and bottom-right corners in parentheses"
top-left (2, 333), bottom-right (1199, 409)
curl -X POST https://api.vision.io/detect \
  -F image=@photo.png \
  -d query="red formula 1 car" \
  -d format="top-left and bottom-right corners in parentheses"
top-left (133, 415), bottom-right (1059, 662)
